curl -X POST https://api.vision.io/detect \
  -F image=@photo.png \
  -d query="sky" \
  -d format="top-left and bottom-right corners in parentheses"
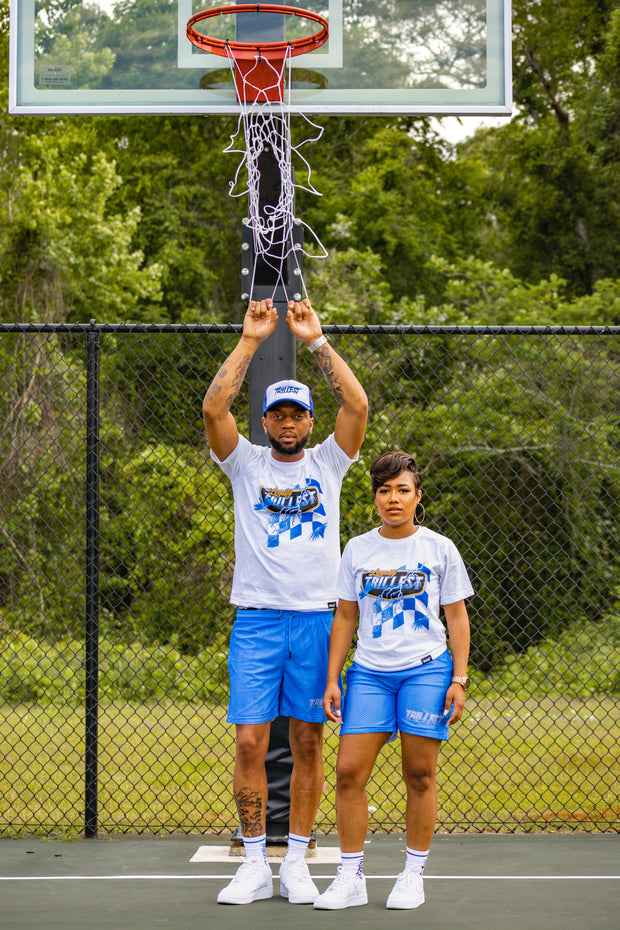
top-left (432, 114), bottom-right (513, 144)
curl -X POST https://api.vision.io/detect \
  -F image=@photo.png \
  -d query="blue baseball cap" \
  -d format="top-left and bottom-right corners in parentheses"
top-left (263, 380), bottom-right (313, 416)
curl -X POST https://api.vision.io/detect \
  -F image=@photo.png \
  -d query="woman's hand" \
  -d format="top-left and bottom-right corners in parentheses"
top-left (444, 682), bottom-right (466, 725)
top-left (323, 680), bottom-right (343, 724)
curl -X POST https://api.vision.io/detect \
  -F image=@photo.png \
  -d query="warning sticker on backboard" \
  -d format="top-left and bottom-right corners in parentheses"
top-left (39, 66), bottom-right (71, 86)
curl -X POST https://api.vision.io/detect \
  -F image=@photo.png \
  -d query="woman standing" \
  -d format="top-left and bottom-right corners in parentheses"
top-left (314, 451), bottom-right (473, 910)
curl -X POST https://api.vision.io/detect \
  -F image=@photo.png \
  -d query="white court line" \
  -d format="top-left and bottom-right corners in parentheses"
top-left (1, 874), bottom-right (619, 881)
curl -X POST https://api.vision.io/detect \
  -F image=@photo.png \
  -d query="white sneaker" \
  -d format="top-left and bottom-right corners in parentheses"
top-left (279, 857), bottom-right (319, 904)
top-left (217, 858), bottom-right (273, 905)
top-left (386, 870), bottom-right (425, 909)
top-left (313, 866), bottom-right (368, 910)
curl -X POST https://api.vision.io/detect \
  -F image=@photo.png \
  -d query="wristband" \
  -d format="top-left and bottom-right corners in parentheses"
top-left (307, 335), bottom-right (327, 353)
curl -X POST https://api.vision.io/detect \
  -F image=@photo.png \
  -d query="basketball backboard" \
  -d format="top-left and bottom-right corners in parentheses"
top-left (9, 0), bottom-right (512, 115)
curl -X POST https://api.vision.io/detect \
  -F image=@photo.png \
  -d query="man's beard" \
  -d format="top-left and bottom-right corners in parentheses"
top-left (267, 432), bottom-right (311, 457)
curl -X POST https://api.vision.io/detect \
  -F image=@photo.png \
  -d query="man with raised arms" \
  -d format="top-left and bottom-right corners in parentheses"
top-left (203, 297), bottom-right (368, 905)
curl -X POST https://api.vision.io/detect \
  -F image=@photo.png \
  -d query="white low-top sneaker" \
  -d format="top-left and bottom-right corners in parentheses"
top-left (279, 857), bottom-right (319, 904)
top-left (217, 859), bottom-right (273, 905)
top-left (313, 866), bottom-right (368, 910)
top-left (386, 870), bottom-right (425, 909)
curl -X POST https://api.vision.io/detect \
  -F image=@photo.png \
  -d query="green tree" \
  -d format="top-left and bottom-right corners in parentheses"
top-left (458, 0), bottom-right (620, 295)
top-left (304, 118), bottom-right (488, 307)
top-left (0, 332), bottom-right (87, 638)
top-left (304, 257), bottom-right (620, 668)
top-left (0, 124), bottom-right (162, 322)
top-left (92, 113), bottom-right (244, 320)
top-left (96, 0), bottom-right (196, 90)
top-left (97, 441), bottom-right (235, 652)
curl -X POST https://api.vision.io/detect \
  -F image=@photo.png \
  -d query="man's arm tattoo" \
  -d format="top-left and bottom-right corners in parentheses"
top-left (314, 345), bottom-right (346, 404)
top-left (205, 352), bottom-right (254, 411)
top-left (234, 787), bottom-right (264, 836)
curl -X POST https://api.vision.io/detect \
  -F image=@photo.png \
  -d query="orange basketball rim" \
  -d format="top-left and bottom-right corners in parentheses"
top-left (186, 4), bottom-right (329, 102)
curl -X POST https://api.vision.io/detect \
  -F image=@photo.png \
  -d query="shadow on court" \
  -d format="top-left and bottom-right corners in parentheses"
top-left (1, 834), bottom-right (618, 929)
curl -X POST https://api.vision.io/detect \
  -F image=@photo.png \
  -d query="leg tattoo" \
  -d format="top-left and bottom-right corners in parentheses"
top-left (234, 787), bottom-right (264, 837)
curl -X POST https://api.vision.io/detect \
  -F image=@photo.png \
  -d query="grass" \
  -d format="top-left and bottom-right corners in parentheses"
top-left (367, 695), bottom-right (620, 834)
top-left (1, 696), bottom-right (618, 838)
top-left (0, 702), bottom-right (235, 837)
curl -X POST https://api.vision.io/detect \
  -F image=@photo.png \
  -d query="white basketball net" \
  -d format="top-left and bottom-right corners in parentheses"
top-left (223, 46), bottom-right (327, 302)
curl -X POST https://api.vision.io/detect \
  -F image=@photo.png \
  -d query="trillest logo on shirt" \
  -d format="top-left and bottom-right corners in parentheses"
top-left (254, 478), bottom-right (326, 547)
top-left (260, 485), bottom-right (319, 514)
top-left (359, 563), bottom-right (431, 637)
top-left (360, 568), bottom-right (426, 600)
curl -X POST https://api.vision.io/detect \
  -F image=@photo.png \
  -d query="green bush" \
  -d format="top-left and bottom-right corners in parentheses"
top-left (0, 630), bottom-right (229, 705)
top-left (471, 605), bottom-right (620, 699)
top-left (2, 604), bottom-right (619, 706)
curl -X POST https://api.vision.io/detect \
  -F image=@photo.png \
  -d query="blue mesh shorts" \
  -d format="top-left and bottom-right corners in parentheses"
top-left (227, 608), bottom-right (335, 724)
top-left (341, 650), bottom-right (454, 741)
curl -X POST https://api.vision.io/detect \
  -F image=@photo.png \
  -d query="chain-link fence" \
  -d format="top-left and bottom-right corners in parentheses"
top-left (0, 323), bottom-right (618, 838)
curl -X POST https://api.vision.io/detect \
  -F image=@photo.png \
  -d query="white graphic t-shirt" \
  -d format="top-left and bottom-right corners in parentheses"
top-left (337, 526), bottom-right (474, 671)
top-left (212, 433), bottom-right (356, 610)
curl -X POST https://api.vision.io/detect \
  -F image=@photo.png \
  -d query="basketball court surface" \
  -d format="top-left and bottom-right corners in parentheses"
top-left (2, 834), bottom-right (618, 929)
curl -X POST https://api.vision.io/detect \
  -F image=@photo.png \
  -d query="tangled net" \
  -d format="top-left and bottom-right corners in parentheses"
top-left (222, 47), bottom-right (327, 301)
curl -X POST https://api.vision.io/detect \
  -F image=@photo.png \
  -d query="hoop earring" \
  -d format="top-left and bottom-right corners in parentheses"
top-left (415, 502), bottom-right (426, 524)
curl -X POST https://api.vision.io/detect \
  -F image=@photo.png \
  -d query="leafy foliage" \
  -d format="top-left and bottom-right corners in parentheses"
top-left (0, 629), bottom-right (229, 703)
top-left (98, 442), bottom-right (235, 652)
top-left (473, 602), bottom-right (620, 699)
top-left (2, 603), bottom-right (617, 705)
top-left (0, 134), bottom-right (162, 322)
top-left (458, 0), bottom-right (620, 295)
top-left (0, 1), bottom-right (619, 680)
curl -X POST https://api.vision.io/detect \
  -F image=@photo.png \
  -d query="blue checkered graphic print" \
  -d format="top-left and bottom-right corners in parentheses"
top-left (358, 563), bottom-right (431, 638)
top-left (254, 479), bottom-right (326, 548)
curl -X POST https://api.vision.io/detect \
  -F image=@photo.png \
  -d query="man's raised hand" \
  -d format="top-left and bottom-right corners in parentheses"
top-left (243, 299), bottom-right (278, 343)
top-left (286, 298), bottom-right (323, 346)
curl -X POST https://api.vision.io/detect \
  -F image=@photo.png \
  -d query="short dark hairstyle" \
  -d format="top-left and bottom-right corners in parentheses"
top-left (370, 451), bottom-right (421, 494)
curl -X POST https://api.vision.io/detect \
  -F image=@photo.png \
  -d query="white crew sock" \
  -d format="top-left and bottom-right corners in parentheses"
top-left (284, 832), bottom-right (310, 862)
top-left (341, 851), bottom-right (364, 877)
top-left (404, 847), bottom-right (429, 876)
top-left (243, 833), bottom-right (267, 862)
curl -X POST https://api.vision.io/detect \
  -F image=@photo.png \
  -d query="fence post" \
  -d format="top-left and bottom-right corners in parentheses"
top-left (85, 321), bottom-right (100, 838)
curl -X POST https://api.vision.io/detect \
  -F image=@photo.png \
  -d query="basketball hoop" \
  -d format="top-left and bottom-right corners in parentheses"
top-left (186, 4), bottom-right (328, 103)
top-left (187, 4), bottom-right (329, 302)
